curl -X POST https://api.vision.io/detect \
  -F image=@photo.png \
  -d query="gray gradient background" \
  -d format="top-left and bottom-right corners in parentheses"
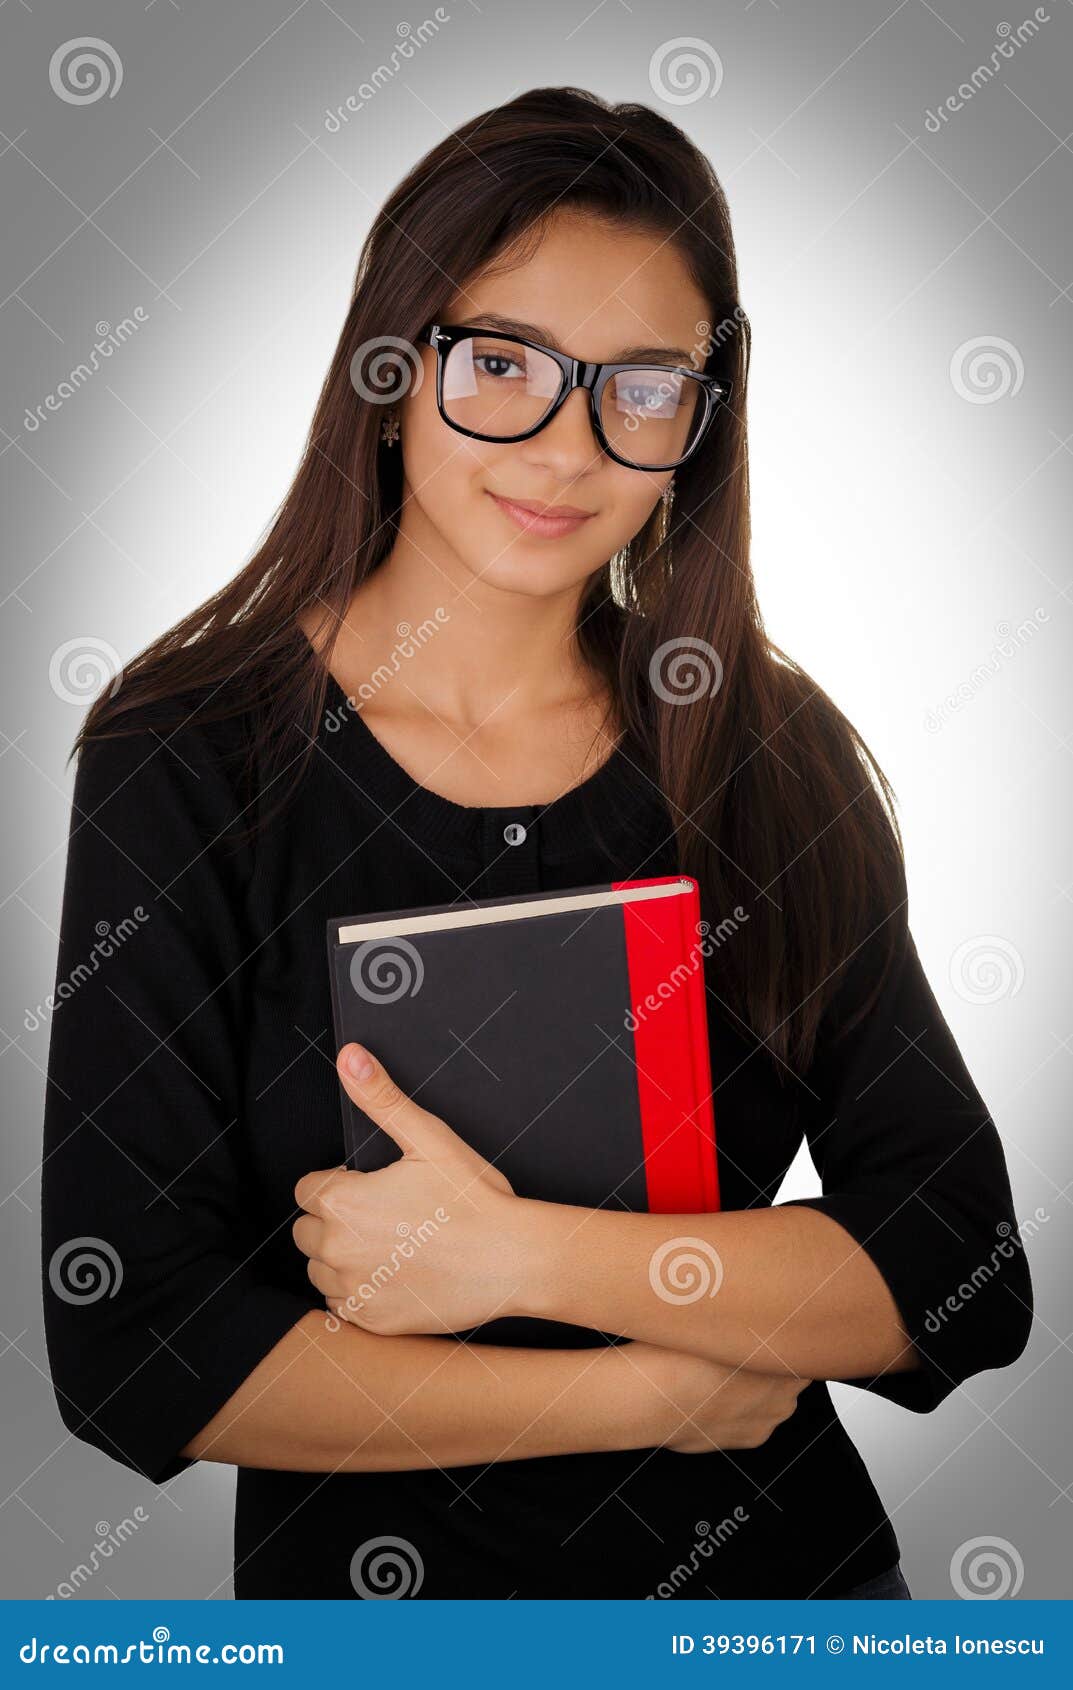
top-left (1, 0), bottom-right (1070, 1602)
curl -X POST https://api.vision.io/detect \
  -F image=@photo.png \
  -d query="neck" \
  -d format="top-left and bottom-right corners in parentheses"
top-left (304, 507), bottom-right (614, 734)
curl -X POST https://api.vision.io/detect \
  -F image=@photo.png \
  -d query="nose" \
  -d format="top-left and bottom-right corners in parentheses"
top-left (516, 386), bottom-right (604, 479)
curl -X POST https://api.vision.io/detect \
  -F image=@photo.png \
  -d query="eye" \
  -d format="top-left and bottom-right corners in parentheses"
top-left (616, 379), bottom-right (681, 416)
top-left (473, 349), bottom-right (526, 380)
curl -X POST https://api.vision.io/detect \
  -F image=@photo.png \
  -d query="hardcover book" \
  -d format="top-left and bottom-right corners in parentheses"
top-left (327, 874), bottom-right (718, 1346)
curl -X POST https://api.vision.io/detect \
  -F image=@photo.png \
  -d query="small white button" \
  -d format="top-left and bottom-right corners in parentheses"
top-left (503, 821), bottom-right (527, 846)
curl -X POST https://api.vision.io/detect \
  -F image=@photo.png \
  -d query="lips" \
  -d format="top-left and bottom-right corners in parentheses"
top-left (487, 492), bottom-right (594, 539)
top-left (495, 496), bottom-right (592, 519)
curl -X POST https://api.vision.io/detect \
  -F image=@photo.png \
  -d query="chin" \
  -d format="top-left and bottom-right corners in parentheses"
top-left (459, 537), bottom-right (598, 597)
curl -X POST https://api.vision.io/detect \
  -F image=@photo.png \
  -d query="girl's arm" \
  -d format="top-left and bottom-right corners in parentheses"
top-left (297, 1054), bottom-right (910, 1381)
top-left (299, 1116), bottom-right (910, 1382)
top-left (181, 1312), bottom-right (642, 1470)
top-left (510, 1201), bottom-right (913, 1378)
top-left (305, 890), bottom-right (1034, 1407)
top-left (180, 1312), bottom-right (811, 1470)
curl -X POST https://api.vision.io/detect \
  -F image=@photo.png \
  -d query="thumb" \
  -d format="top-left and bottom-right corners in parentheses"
top-left (336, 1043), bottom-right (467, 1162)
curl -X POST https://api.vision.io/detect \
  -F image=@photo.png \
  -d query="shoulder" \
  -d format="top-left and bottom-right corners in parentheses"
top-left (812, 850), bottom-right (912, 1071)
top-left (68, 684), bottom-right (265, 885)
top-left (74, 681), bottom-right (255, 803)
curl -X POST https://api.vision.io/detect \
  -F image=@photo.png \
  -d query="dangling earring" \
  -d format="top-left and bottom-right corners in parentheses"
top-left (380, 408), bottom-right (400, 446)
top-left (657, 477), bottom-right (675, 548)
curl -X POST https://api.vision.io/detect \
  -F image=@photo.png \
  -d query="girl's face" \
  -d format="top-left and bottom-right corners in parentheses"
top-left (396, 210), bottom-right (711, 599)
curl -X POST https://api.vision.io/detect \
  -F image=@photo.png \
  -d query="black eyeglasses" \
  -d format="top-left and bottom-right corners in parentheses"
top-left (419, 322), bottom-right (732, 472)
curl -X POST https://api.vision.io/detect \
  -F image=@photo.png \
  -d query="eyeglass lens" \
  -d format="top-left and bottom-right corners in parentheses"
top-left (440, 335), bottom-right (706, 467)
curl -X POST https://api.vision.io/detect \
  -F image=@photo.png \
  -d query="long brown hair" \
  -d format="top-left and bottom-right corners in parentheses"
top-left (79, 85), bottom-right (904, 1076)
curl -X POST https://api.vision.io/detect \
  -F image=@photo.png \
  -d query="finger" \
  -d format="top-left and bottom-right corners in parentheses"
top-left (304, 1256), bottom-right (345, 1300)
top-left (291, 1213), bottom-right (325, 1261)
top-left (336, 1044), bottom-right (465, 1161)
top-left (294, 1166), bottom-right (348, 1217)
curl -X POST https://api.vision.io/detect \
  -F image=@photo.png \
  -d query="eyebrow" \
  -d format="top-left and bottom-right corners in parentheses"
top-left (455, 314), bottom-right (700, 367)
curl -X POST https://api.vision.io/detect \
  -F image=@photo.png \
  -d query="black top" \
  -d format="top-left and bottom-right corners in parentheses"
top-left (41, 667), bottom-right (1032, 1599)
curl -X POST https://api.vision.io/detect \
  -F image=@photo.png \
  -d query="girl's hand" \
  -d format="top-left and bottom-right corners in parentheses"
top-left (622, 1341), bottom-right (809, 1453)
top-left (293, 1043), bottom-right (528, 1335)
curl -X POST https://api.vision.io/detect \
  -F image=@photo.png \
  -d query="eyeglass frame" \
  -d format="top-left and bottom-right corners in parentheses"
top-left (418, 322), bottom-right (733, 472)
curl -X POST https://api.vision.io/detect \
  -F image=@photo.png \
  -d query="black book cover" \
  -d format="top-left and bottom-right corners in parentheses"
top-left (327, 879), bottom-right (713, 1348)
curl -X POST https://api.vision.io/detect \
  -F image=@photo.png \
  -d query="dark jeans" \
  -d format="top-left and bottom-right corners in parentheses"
top-left (836, 1561), bottom-right (912, 1599)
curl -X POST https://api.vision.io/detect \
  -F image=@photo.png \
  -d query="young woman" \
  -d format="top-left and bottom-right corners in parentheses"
top-left (42, 87), bottom-right (1031, 1601)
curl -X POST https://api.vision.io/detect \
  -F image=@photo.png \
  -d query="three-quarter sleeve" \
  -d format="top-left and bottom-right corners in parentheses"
top-left (782, 866), bottom-right (1033, 1411)
top-left (40, 718), bottom-right (314, 1483)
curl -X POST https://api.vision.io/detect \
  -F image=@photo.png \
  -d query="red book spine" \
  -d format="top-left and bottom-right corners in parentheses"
top-left (679, 881), bottom-right (721, 1212)
top-left (614, 877), bottom-right (720, 1214)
